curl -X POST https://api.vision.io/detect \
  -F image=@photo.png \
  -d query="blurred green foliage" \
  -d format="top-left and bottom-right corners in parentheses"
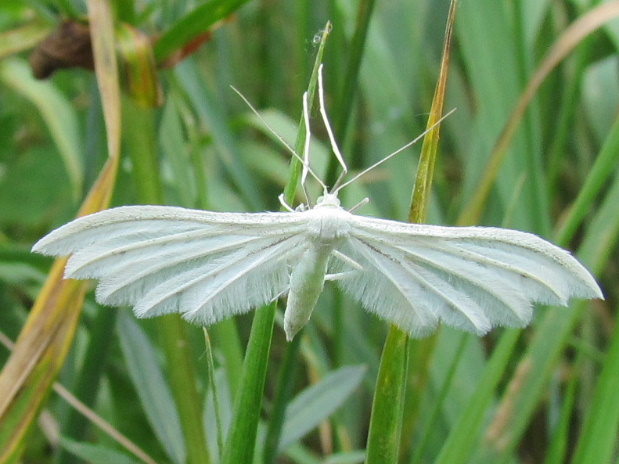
top-left (0, 0), bottom-right (617, 463)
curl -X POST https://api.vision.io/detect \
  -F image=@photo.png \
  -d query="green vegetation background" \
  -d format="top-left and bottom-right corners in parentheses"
top-left (0, 1), bottom-right (617, 463)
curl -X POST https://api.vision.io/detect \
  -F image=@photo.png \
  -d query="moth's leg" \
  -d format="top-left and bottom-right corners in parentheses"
top-left (326, 251), bottom-right (361, 281)
top-left (325, 271), bottom-right (358, 281)
top-left (317, 65), bottom-right (348, 190)
top-left (348, 198), bottom-right (370, 213)
top-left (331, 250), bottom-right (363, 270)
top-left (270, 287), bottom-right (289, 303)
top-left (278, 193), bottom-right (296, 212)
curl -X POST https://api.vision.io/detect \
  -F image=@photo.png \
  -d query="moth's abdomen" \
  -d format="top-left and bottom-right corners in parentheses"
top-left (284, 244), bottom-right (332, 340)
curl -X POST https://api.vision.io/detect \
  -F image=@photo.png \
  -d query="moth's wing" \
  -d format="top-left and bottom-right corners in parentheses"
top-left (33, 205), bottom-right (310, 325)
top-left (334, 216), bottom-right (603, 337)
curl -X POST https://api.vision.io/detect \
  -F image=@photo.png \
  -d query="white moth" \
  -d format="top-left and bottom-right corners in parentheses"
top-left (32, 67), bottom-right (603, 341)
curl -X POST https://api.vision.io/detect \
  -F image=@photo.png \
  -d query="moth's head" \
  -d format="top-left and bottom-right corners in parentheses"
top-left (315, 193), bottom-right (341, 208)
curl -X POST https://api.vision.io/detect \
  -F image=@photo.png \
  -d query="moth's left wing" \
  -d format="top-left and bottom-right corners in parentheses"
top-left (334, 215), bottom-right (602, 337)
top-left (33, 205), bottom-right (309, 325)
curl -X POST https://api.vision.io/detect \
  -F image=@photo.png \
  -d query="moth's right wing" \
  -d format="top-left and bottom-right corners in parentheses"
top-left (336, 215), bottom-right (602, 338)
top-left (32, 205), bottom-right (310, 325)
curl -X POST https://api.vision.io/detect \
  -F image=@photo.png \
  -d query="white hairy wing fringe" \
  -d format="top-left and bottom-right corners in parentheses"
top-left (32, 206), bottom-right (310, 325)
top-left (92, 235), bottom-right (298, 306)
top-left (331, 219), bottom-right (602, 337)
top-left (350, 217), bottom-right (601, 300)
top-left (32, 205), bottom-right (307, 256)
top-left (132, 236), bottom-right (306, 324)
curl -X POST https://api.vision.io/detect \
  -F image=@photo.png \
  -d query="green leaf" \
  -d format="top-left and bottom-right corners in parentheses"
top-left (117, 313), bottom-right (186, 464)
top-left (279, 365), bottom-right (366, 451)
top-left (60, 438), bottom-right (140, 464)
top-left (0, 58), bottom-right (83, 199)
top-left (154, 0), bottom-right (252, 63)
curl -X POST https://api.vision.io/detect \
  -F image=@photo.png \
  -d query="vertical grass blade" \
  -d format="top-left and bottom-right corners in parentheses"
top-left (0, 1), bottom-right (122, 460)
top-left (365, 328), bottom-right (409, 464)
top-left (0, 59), bottom-right (83, 200)
top-left (325, 0), bottom-right (376, 185)
top-left (118, 314), bottom-right (186, 464)
top-left (434, 330), bottom-right (521, 463)
top-left (478, 168), bottom-right (619, 462)
top-left (123, 89), bottom-right (211, 464)
top-left (221, 24), bottom-right (331, 464)
top-left (366, 2), bottom-right (458, 462)
top-left (458, 2), bottom-right (619, 226)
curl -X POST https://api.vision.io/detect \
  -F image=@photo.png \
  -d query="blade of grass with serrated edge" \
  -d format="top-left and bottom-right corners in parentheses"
top-left (220, 23), bottom-right (331, 464)
top-left (366, 3), bottom-right (457, 463)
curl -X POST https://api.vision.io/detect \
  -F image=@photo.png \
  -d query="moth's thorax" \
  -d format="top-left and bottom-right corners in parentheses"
top-left (306, 195), bottom-right (352, 242)
top-left (315, 193), bottom-right (341, 208)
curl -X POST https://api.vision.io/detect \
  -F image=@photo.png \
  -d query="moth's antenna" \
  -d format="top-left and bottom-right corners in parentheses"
top-left (316, 64), bottom-right (348, 192)
top-left (333, 108), bottom-right (456, 194)
top-left (231, 87), bottom-right (327, 200)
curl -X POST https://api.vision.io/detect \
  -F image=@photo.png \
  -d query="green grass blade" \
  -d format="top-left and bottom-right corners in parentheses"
top-left (263, 334), bottom-right (302, 464)
top-left (117, 314), bottom-right (186, 464)
top-left (279, 365), bottom-right (366, 452)
top-left (561, 313), bottom-right (619, 464)
top-left (366, 3), bottom-right (457, 462)
top-left (220, 302), bottom-right (276, 464)
top-left (221, 24), bottom-right (331, 464)
top-left (434, 330), bottom-right (521, 463)
top-left (123, 86), bottom-right (211, 464)
top-left (154, 0), bottom-right (252, 63)
top-left (60, 438), bottom-right (140, 464)
top-left (365, 328), bottom-right (409, 464)
top-left (0, 58), bottom-right (83, 199)
top-left (556, 112), bottom-right (619, 244)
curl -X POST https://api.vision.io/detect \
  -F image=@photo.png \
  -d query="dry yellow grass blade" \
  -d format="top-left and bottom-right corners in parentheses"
top-left (0, 0), bottom-right (122, 460)
top-left (0, 266), bottom-right (85, 462)
top-left (0, 157), bottom-right (119, 463)
top-left (89, 0), bottom-right (121, 161)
